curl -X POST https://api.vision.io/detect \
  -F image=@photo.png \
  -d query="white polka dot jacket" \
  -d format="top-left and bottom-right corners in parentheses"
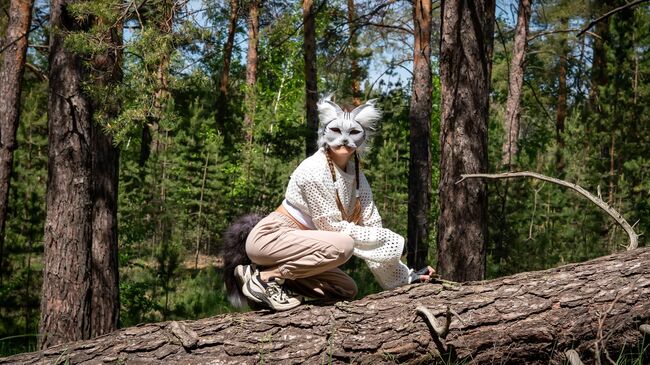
top-left (284, 148), bottom-right (411, 289)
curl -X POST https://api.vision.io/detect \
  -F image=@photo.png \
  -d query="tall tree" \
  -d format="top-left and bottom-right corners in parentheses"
top-left (437, 0), bottom-right (495, 282)
top-left (40, 0), bottom-right (94, 348)
top-left (139, 0), bottom-right (174, 167)
top-left (555, 16), bottom-right (569, 174)
top-left (407, 0), bottom-right (432, 270)
top-left (215, 0), bottom-right (239, 140)
top-left (500, 0), bottom-right (531, 169)
top-left (0, 0), bottom-right (34, 279)
top-left (243, 0), bottom-right (260, 144)
top-left (303, 0), bottom-right (318, 156)
top-left (89, 14), bottom-right (122, 338)
top-left (347, 0), bottom-right (361, 106)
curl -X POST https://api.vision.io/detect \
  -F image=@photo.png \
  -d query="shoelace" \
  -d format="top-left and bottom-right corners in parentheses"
top-left (266, 282), bottom-right (290, 303)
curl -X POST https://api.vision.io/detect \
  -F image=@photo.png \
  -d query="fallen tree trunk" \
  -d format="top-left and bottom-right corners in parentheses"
top-left (3, 248), bottom-right (649, 364)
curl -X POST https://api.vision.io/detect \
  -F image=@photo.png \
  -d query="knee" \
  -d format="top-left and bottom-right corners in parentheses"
top-left (325, 233), bottom-right (354, 264)
top-left (336, 234), bottom-right (354, 263)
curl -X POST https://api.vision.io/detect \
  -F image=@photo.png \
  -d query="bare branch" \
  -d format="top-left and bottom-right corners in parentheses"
top-left (456, 172), bottom-right (639, 250)
top-left (640, 324), bottom-right (650, 335)
top-left (577, 0), bottom-right (650, 37)
top-left (416, 305), bottom-right (451, 339)
top-left (527, 28), bottom-right (581, 42)
top-left (565, 349), bottom-right (585, 365)
top-left (24, 62), bottom-right (48, 81)
top-left (0, 24), bottom-right (40, 55)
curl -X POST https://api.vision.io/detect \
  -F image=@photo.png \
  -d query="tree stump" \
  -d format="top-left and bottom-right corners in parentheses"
top-left (2, 247), bottom-right (649, 364)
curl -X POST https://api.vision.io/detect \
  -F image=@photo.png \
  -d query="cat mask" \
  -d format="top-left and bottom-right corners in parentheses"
top-left (316, 95), bottom-right (380, 153)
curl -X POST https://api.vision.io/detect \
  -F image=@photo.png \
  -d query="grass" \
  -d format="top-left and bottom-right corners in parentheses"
top-left (0, 333), bottom-right (40, 357)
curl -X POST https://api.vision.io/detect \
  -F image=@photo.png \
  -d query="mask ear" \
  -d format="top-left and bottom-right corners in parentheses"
top-left (350, 100), bottom-right (381, 132)
top-left (317, 94), bottom-right (344, 127)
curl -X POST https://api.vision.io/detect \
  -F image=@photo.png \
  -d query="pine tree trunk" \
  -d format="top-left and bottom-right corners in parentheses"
top-left (215, 0), bottom-right (239, 138)
top-left (90, 126), bottom-right (120, 338)
top-left (555, 17), bottom-right (568, 174)
top-left (500, 0), bottom-right (531, 169)
top-left (303, 0), bottom-right (319, 156)
top-left (89, 18), bottom-right (122, 338)
top-left (6, 248), bottom-right (649, 364)
top-left (437, 0), bottom-right (495, 281)
top-left (0, 0), bottom-right (33, 278)
top-left (40, 0), bottom-right (94, 349)
top-left (347, 0), bottom-right (361, 106)
top-left (407, 0), bottom-right (432, 270)
top-left (243, 0), bottom-right (260, 144)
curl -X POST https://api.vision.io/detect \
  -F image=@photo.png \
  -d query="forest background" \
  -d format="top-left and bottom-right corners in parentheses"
top-left (0, 0), bottom-right (648, 356)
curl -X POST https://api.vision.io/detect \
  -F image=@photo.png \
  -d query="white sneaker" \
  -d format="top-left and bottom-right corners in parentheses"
top-left (234, 264), bottom-right (255, 289)
top-left (243, 269), bottom-right (302, 311)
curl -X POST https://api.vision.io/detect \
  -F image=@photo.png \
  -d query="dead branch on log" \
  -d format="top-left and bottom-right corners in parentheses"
top-left (416, 305), bottom-right (451, 339)
top-left (565, 349), bottom-right (584, 365)
top-left (639, 324), bottom-right (650, 336)
top-left (456, 171), bottom-right (639, 250)
top-left (641, 324), bottom-right (650, 336)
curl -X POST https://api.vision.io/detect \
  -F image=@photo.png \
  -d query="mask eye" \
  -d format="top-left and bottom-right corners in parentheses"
top-left (330, 127), bottom-right (341, 133)
top-left (349, 129), bottom-right (362, 135)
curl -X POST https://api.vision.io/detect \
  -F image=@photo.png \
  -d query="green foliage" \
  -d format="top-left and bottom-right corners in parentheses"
top-left (0, 77), bottom-right (47, 357)
top-left (486, 0), bottom-right (648, 279)
top-left (1, 0), bottom-right (649, 359)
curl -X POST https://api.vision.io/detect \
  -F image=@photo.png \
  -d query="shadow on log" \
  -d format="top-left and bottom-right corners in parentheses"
top-left (2, 248), bottom-right (649, 364)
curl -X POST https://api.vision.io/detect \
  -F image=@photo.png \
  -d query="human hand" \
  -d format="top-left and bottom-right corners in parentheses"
top-left (411, 266), bottom-right (437, 283)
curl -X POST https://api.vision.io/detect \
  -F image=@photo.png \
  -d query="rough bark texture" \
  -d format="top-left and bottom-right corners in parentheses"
top-left (347, 0), bottom-right (361, 106)
top-left (89, 19), bottom-right (122, 338)
top-left (407, 0), bottom-right (432, 270)
top-left (303, 0), bottom-right (319, 157)
top-left (5, 248), bottom-right (649, 364)
top-left (437, 0), bottom-right (495, 281)
top-left (243, 0), bottom-right (260, 144)
top-left (0, 0), bottom-right (34, 277)
top-left (40, 0), bottom-right (94, 349)
top-left (90, 125), bottom-right (120, 338)
top-left (500, 0), bottom-right (531, 169)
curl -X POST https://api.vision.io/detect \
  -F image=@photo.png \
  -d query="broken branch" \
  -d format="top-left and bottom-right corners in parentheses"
top-left (456, 172), bottom-right (639, 250)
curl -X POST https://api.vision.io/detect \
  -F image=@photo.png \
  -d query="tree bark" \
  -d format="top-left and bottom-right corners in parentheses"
top-left (89, 16), bottom-right (122, 338)
top-left (437, 0), bottom-right (495, 281)
top-left (215, 0), bottom-right (239, 139)
top-left (555, 16), bottom-right (568, 174)
top-left (347, 0), bottom-right (361, 106)
top-left (6, 248), bottom-right (649, 364)
top-left (407, 0), bottom-right (432, 270)
top-left (500, 0), bottom-right (531, 169)
top-left (303, 0), bottom-right (318, 157)
top-left (243, 0), bottom-right (260, 144)
top-left (0, 0), bottom-right (34, 278)
top-left (587, 1), bottom-right (610, 110)
top-left (40, 0), bottom-right (94, 349)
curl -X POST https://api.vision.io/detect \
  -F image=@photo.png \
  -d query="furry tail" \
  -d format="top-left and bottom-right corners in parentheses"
top-left (222, 213), bottom-right (264, 308)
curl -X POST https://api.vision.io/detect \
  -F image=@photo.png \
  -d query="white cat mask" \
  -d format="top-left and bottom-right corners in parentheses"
top-left (316, 95), bottom-right (380, 153)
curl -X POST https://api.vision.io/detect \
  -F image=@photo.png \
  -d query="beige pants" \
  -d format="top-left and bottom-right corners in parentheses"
top-left (245, 212), bottom-right (358, 300)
